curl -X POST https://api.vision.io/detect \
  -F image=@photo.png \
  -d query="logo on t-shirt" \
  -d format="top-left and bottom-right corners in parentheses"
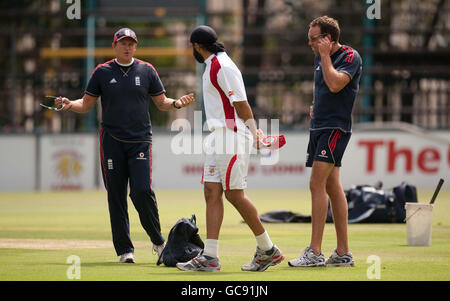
top-left (110, 78), bottom-right (117, 84)
top-left (107, 159), bottom-right (113, 170)
top-left (228, 91), bottom-right (234, 97)
top-left (135, 76), bottom-right (141, 86)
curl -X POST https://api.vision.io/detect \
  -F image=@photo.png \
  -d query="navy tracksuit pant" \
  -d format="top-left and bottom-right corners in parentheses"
top-left (99, 129), bottom-right (165, 256)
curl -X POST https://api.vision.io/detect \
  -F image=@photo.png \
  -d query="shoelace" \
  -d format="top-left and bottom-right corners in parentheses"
top-left (300, 249), bottom-right (323, 264)
top-left (191, 256), bottom-right (206, 268)
top-left (252, 248), bottom-right (274, 265)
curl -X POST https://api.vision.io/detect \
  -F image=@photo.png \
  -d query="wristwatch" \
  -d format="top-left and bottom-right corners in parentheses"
top-left (172, 100), bottom-right (181, 109)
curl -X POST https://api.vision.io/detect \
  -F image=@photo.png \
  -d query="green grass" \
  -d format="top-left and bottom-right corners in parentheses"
top-left (0, 188), bottom-right (449, 281)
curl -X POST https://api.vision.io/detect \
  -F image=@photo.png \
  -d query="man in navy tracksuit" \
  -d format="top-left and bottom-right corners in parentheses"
top-left (55, 28), bottom-right (195, 263)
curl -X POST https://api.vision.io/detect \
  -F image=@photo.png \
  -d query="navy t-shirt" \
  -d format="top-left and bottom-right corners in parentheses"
top-left (310, 45), bottom-right (362, 132)
top-left (85, 58), bottom-right (165, 142)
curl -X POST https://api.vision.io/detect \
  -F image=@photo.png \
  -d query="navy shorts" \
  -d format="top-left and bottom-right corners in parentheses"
top-left (306, 129), bottom-right (351, 167)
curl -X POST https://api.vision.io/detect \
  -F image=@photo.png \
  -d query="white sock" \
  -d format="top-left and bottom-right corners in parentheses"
top-left (203, 239), bottom-right (219, 258)
top-left (255, 231), bottom-right (273, 251)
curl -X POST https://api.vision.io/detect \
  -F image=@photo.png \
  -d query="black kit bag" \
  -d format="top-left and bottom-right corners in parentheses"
top-left (259, 209), bottom-right (311, 223)
top-left (157, 214), bottom-right (204, 267)
top-left (326, 182), bottom-right (418, 223)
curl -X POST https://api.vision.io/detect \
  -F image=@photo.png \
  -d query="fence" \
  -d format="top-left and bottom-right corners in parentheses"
top-left (1, 0), bottom-right (449, 135)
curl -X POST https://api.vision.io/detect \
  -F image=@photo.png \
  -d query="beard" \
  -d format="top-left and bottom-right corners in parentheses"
top-left (193, 48), bottom-right (204, 63)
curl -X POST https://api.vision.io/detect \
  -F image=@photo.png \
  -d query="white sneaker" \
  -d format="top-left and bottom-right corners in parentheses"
top-left (241, 245), bottom-right (284, 272)
top-left (325, 249), bottom-right (354, 267)
top-left (176, 251), bottom-right (221, 272)
top-left (119, 252), bottom-right (135, 263)
top-left (153, 242), bottom-right (166, 265)
top-left (288, 246), bottom-right (325, 267)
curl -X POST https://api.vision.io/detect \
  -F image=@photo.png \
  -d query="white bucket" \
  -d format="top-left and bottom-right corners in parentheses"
top-left (405, 203), bottom-right (433, 246)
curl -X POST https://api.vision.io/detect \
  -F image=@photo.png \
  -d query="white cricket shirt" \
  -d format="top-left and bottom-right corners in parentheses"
top-left (202, 52), bottom-right (250, 136)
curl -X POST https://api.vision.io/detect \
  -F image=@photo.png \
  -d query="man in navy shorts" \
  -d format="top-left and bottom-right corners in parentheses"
top-left (288, 16), bottom-right (362, 267)
top-left (55, 28), bottom-right (195, 264)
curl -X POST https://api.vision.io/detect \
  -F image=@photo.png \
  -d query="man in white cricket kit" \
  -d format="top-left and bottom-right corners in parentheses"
top-left (176, 25), bottom-right (284, 272)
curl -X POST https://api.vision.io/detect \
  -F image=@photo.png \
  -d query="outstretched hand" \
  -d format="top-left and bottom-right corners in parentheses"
top-left (176, 93), bottom-right (195, 108)
top-left (54, 96), bottom-right (72, 111)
